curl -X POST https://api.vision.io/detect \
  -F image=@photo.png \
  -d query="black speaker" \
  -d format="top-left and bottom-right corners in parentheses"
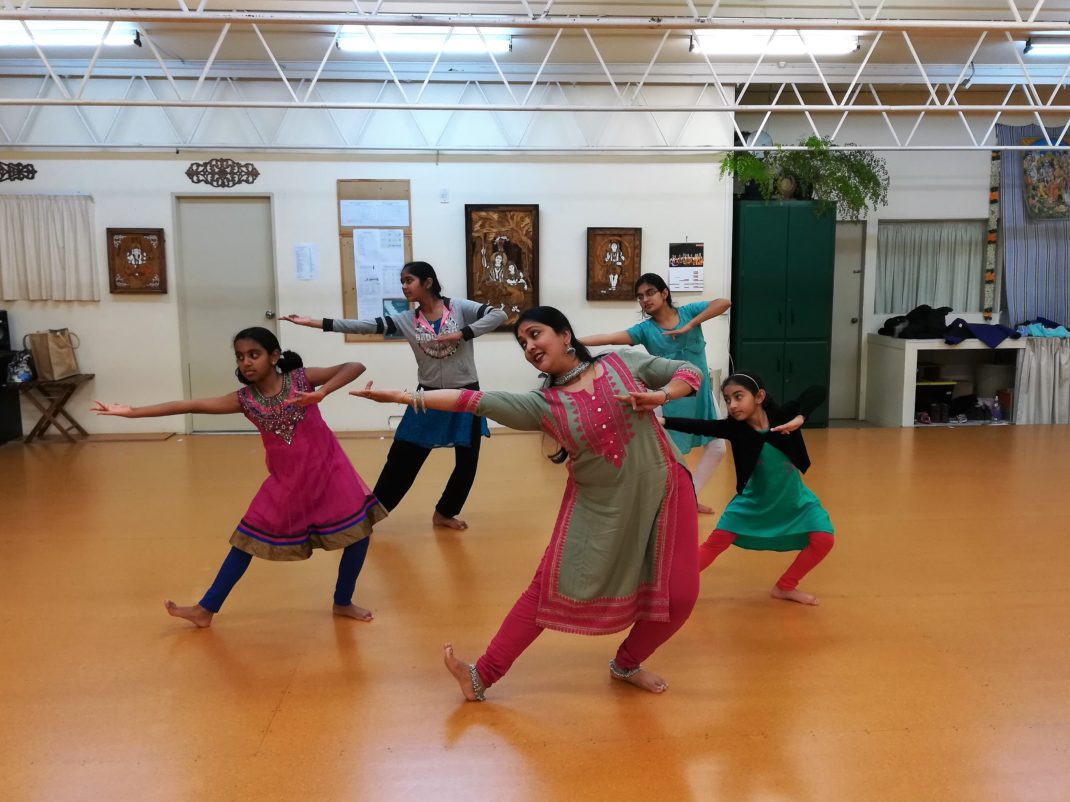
top-left (0, 351), bottom-right (24, 444)
top-left (0, 310), bottom-right (9, 352)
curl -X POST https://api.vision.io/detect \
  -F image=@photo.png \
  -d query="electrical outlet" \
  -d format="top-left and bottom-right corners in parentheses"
top-left (439, 189), bottom-right (450, 203)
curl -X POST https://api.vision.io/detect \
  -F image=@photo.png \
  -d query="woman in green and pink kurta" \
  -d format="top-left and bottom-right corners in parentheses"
top-left (352, 306), bottom-right (704, 700)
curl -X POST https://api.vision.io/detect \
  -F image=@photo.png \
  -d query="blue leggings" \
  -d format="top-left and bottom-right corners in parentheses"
top-left (198, 538), bottom-right (372, 613)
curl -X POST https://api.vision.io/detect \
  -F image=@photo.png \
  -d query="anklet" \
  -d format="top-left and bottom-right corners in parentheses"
top-left (468, 665), bottom-right (487, 701)
top-left (608, 659), bottom-right (640, 679)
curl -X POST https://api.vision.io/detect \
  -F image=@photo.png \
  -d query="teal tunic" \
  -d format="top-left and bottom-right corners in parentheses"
top-left (716, 441), bottom-right (833, 551)
top-left (626, 301), bottom-right (719, 454)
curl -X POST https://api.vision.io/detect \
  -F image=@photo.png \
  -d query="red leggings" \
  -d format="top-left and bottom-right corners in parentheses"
top-left (698, 529), bottom-right (834, 590)
top-left (475, 465), bottom-right (700, 687)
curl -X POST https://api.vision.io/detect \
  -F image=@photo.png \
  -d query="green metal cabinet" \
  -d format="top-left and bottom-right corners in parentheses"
top-left (731, 201), bottom-right (835, 427)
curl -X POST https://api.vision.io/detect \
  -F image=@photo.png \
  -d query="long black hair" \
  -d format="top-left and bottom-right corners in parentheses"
top-left (634, 272), bottom-right (675, 309)
top-left (233, 326), bottom-right (303, 385)
top-left (402, 261), bottom-right (443, 299)
top-left (513, 306), bottom-right (595, 364)
top-left (514, 306), bottom-right (595, 464)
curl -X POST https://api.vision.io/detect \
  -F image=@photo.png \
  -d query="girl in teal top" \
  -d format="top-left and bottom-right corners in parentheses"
top-left (662, 373), bottom-right (835, 606)
top-left (583, 273), bottom-right (731, 514)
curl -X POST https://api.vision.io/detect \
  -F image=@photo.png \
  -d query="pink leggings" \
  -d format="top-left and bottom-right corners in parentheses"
top-left (698, 529), bottom-right (834, 590)
top-left (475, 466), bottom-right (700, 687)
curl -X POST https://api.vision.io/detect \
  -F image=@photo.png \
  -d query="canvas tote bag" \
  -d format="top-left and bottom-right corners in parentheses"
top-left (23, 329), bottom-right (80, 381)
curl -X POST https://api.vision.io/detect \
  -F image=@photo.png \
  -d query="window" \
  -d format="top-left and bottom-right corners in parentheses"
top-left (875, 220), bottom-right (986, 314)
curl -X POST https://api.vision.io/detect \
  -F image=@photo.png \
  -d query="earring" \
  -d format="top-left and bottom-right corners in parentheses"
top-left (566, 346), bottom-right (576, 357)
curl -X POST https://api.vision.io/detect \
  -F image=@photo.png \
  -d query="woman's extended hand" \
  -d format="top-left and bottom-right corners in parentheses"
top-left (349, 382), bottom-right (407, 405)
top-left (770, 415), bottom-right (805, 434)
top-left (292, 389), bottom-right (325, 407)
top-left (280, 314), bottom-right (317, 327)
top-left (616, 391), bottom-right (664, 413)
top-left (663, 322), bottom-right (695, 338)
top-left (436, 331), bottom-right (465, 344)
top-left (91, 401), bottom-right (133, 417)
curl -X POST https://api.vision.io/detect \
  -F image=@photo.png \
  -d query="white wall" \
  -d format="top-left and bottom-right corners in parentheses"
top-left (2, 153), bottom-right (733, 433)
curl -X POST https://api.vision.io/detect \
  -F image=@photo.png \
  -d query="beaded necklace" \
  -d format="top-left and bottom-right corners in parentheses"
top-left (249, 371), bottom-right (291, 407)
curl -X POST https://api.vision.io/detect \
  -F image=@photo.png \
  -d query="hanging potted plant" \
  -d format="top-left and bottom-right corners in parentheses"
top-left (721, 135), bottom-right (890, 221)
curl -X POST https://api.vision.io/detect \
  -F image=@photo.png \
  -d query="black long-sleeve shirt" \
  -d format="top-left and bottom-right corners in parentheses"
top-left (664, 386), bottom-right (827, 494)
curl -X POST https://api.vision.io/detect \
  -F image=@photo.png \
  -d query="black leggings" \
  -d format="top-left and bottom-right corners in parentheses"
top-left (372, 412), bottom-right (483, 518)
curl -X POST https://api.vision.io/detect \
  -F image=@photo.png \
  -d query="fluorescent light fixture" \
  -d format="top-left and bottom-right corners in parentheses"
top-left (338, 26), bottom-right (511, 55)
top-left (0, 21), bottom-right (137, 47)
top-left (1024, 35), bottom-right (1070, 56)
top-left (691, 29), bottom-right (859, 56)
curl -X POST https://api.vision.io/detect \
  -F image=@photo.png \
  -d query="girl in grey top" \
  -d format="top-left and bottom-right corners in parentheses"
top-left (284, 261), bottom-right (506, 530)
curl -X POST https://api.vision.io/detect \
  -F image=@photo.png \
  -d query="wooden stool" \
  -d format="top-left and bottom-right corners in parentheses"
top-left (16, 373), bottom-right (95, 443)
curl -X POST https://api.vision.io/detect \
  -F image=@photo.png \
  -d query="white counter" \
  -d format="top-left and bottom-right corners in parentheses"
top-left (864, 334), bottom-right (1024, 427)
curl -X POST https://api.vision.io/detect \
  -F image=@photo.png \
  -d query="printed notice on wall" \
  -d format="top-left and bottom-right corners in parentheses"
top-left (354, 229), bottom-right (405, 320)
top-left (293, 243), bottom-right (320, 281)
top-left (340, 199), bottom-right (410, 228)
top-left (667, 242), bottom-right (704, 292)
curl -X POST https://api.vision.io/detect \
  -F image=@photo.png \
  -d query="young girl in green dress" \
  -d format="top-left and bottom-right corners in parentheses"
top-left (662, 373), bottom-right (834, 605)
top-left (582, 273), bottom-right (730, 514)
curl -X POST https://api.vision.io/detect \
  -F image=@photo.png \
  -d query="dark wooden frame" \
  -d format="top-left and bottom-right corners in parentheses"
top-left (464, 204), bottom-right (539, 329)
top-left (107, 228), bottom-right (167, 294)
top-left (586, 227), bottom-right (642, 301)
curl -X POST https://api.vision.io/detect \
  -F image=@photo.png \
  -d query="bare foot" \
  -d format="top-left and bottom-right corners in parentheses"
top-left (443, 643), bottom-right (485, 701)
top-left (333, 603), bottom-right (374, 622)
top-left (433, 511), bottom-right (469, 531)
top-left (164, 600), bottom-right (213, 628)
top-left (611, 666), bottom-right (668, 694)
top-left (696, 503), bottom-right (716, 515)
top-left (770, 586), bottom-right (820, 605)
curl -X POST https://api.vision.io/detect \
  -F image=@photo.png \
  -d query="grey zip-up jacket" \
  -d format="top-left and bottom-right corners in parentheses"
top-left (323, 297), bottom-right (507, 389)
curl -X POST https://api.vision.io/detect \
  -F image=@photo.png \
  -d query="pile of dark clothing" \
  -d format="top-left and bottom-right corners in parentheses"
top-left (878, 305), bottom-right (951, 338)
top-left (879, 304), bottom-right (1021, 349)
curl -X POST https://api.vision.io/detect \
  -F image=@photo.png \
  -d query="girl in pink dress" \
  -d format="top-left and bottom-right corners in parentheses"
top-left (93, 327), bottom-right (387, 628)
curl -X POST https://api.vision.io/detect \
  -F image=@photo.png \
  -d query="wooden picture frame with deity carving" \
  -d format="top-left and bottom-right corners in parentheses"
top-left (107, 228), bottom-right (167, 294)
top-left (464, 204), bottom-right (539, 329)
top-left (586, 227), bottom-right (641, 301)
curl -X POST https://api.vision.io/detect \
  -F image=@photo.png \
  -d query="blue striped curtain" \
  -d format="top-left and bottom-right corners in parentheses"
top-left (996, 123), bottom-right (1070, 326)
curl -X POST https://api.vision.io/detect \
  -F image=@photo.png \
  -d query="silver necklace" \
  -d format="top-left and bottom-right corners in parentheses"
top-left (551, 360), bottom-right (593, 387)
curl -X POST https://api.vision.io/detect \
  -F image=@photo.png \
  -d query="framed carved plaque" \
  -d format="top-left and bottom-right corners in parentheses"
top-left (587, 227), bottom-right (641, 301)
top-left (107, 228), bottom-right (167, 294)
top-left (465, 204), bottom-right (538, 329)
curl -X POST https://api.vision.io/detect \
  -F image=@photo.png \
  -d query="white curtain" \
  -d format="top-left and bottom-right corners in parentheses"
top-left (1014, 339), bottom-right (1070, 424)
top-left (875, 220), bottom-right (984, 314)
top-left (0, 195), bottom-right (99, 301)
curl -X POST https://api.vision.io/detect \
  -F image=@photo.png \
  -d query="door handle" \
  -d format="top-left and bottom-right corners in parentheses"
top-left (790, 309), bottom-right (795, 325)
top-left (788, 359), bottom-right (794, 374)
top-left (851, 317), bottom-right (859, 324)
top-left (265, 310), bottom-right (276, 319)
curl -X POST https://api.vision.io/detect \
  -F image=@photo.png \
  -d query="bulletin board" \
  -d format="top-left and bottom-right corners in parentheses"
top-left (337, 179), bottom-right (413, 342)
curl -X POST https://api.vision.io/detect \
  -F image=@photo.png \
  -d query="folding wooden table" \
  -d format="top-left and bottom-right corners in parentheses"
top-left (16, 373), bottom-right (95, 443)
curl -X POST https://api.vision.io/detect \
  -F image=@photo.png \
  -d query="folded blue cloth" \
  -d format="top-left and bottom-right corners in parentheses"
top-left (944, 318), bottom-right (1021, 348)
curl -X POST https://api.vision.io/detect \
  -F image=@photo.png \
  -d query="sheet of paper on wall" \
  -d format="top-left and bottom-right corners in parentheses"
top-left (340, 199), bottom-right (410, 228)
top-left (293, 243), bottom-right (320, 281)
top-left (668, 266), bottom-right (704, 292)
top-left (354, 228), bottom-right (406, 320)
top-left (356, 272), bottom-right (384, 320)
top-left (667, 241), bottom-right (704, 292)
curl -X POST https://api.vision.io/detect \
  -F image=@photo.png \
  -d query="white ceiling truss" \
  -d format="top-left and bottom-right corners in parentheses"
top-left (1, 1), bottom-right (1069, 152)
